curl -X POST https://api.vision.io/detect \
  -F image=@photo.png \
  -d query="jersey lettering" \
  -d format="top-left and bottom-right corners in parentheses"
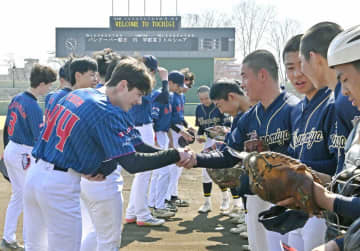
top-left (42, 105), bottom-right (64, 141)
top-left (55, 110), bottom-right (80, 152)
top-left (7, 111), bottom-right (18, 136)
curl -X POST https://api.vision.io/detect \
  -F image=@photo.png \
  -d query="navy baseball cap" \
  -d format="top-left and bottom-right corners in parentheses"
top-left (143, 55), bottom-right (158, 72)
top-left (168, 71), bottom-right (185, 88)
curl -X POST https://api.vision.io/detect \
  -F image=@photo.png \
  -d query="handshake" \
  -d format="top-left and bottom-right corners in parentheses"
top-left (176, 148), bottom-right (197, 169)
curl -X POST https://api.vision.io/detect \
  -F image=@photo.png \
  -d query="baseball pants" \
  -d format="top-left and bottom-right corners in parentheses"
top-left (2, 140), bottom-right (33, 244)
top-left (148, 131), bottom-right (171, 209)
top-left (202, 138), bottom-right (216, 184)
top-left (80, 166), bottom-right (124, 251)
top-left (23, 159), bottom-right (82, 251)
top-left (287, 216), bottom-right (326, 251)
top-left (126, 123), bottom-right (155, 221)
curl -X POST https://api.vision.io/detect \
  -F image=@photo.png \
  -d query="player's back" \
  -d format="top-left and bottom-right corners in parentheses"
top-left (32, 88), bottom-right (126, 174)
top-left (6, 91), bottom-right (43, 146)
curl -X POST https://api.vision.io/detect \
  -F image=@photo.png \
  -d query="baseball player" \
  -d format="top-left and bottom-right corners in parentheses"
top-left (300, 22), bottom-right (360, 175)
top-left (179, 50), bottom-right (299, 251)
top-left (165, 71), bottom-right (194, 211)
top-left (147, 82), bottom-right (177, 219)
top-left (283, 34), bottom-right (337, 251)
top-left (195, 85), bottom-right (232, 214)
top-left (92, 48), bottom-right (115, 88)
top-left (125, 55), bottom-right (171, 226)
top-left (208, 79), bottom-right (252, 233)
top-left (22, 58), bottom-right (191, 251)
top-left (0, 64), bottom-right (57, 251)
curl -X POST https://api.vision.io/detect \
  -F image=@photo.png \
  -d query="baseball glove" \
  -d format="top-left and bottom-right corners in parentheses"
top-left (242, 151), bottom-right (323, 215)
top-left (178, 129), bottom-right (195, 147)
top-left (0, 157), bottom-right (10, 182)
top-left (344, 217), bottom-right (360, 251)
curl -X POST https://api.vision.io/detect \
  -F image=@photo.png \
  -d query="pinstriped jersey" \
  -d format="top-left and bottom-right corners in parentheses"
top-left (151, 89), bottom-right (173, 132)
top-left (171, 92), bottom-right (185, 125)
top-left (288, 87), bottom-right (337, 175)
top-left (228, 92), bottom-right (299, 154)
top-left (128, 94), bottom-right (153, 126)
top-left (333, 82), bottom-right (360, 173)
top-left (32, 88), bottom-right (142, 174)
top-left (5, 92), bottom-right (43, 146)
top-left (45, 88), bottom-right (72, 120)
top-left (224, 112), bottom-right (243, 145)
top-left (195, 103), bottom-right (231, 136)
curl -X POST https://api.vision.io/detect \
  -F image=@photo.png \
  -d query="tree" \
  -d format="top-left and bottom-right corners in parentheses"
top-left (182, 10), bottom-right (231, 28)
top-left (268, 18), bottom-right (301, 85)
top-left (231, 0), bottom-right (276, 59)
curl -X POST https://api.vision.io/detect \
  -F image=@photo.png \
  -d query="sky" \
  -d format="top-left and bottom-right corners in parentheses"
top-left (0, 0), bottom-right (359, 73)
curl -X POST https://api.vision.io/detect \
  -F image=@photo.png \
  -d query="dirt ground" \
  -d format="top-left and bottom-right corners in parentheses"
top-left (0, 131), bottom-right (248, 251)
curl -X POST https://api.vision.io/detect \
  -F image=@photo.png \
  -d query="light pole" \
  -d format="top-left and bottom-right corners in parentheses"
top-left (12, 64), bottom-right (16, 88)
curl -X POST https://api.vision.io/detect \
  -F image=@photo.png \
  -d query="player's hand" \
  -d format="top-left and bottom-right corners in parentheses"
top-left (82, 173), bottom-right (105, 182)
top-left (183, 152), bottom-right (197, 169)
top-left (197, 135), bottom-right (206, 143)
top-left (214, 126), bottom-right (230, 134)
top-left (180, 130), bottom-right (194, 142)
top-left (312, 240), bottom-right (340, 251)
top-left (177, 148), bottom-right (193, 166)
top-left (158, 66), bottom-right (168, 81)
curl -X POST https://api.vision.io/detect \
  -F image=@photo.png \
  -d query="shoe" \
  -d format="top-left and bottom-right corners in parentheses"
top-left (125, 217), bottom-right (136, 224)
top-left (241, 244), bottom-right (250, 251)
top-left (149, 206), bottom-right (155, 214)
top-left (136, 217), bottom-right (165, 226)
top-left (239, 231), bottom-right (248, 239)
top-left (229, 225), bottom-right (247, 234)
top-left (174, 198), bottom-right (189, 207)
top-left (152, 208), bottom-right (175, 218)
top-left (0, 239), bottom-right (24, 250)
top-left (165, 200), bottom-right (177, 212)
top-left (198, 203), bottom-right (212, 213)
top-left (230, 215), bottom-right (245, 224)
top-left (219, 197), bottom-right (230, 214)
top-left (228, 206), bottom-right (244, 218)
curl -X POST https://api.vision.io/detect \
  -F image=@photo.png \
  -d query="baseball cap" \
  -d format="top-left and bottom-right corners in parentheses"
top-left (143, 55), bottom-right (158, 72)
top-left (168, 71), bottom-right (185, 88)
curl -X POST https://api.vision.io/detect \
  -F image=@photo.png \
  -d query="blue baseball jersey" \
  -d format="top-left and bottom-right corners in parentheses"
top-left (4, 92), bottom-right (43, 146)
top-left (333, 82), bottom-right (360, 172)
top-left (45, 88), bottom-right (72, 118)
top-left (228, 92), bottom-right (299, 153)
top-left (32, 88), bottom-right (142, 174)
top-left (224, 112), bottom-right (243, 145)
top-left (171, 92), bottom-right (185, 126)
top-left (195, 103), bottom-right (231, 135)
top-left (151, 89), bottom-right (173, 132)
top-left (128, 94), bottom-right (153, 126)
top-left (288, 87), bottom-right (337, 175)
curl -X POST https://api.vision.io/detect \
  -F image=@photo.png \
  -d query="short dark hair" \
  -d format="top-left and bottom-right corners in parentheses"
top-left (300, 22), bottom-right (343, 61)
top-left (107, 57), bottom-right (153, 95)
top-left (104, 55), bottom-right (129, 83)
top-left (70, 57), bottom-right (98, 85)
top-left (210, 78), bottom-right (245, 100)
top-left (242, 50), bottom-right (279, 82)
top-left (93, 48), bottom-right (116, 78)
top-left (59, 58), bottom-right (72, 83)
top-left (30, 64), bottom-right (57, 88)
top-left (282, 34), bottom-right (303, 61)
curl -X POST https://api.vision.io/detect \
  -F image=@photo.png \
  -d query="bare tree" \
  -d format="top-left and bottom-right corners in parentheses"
top-left (232, 0), bottom-right (276, 59)
top-left (268, 18), bottom-right (301, 85)
top-left (182, 10), bottom-right (231, 27)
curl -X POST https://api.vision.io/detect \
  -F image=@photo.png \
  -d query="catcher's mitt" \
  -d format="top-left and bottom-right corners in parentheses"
top-left (242, 151), bottom-right (322, 215)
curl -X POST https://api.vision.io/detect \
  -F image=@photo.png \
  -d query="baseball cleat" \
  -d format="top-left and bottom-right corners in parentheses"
top-left (0, 239), bottom-right (24, 251)
top-left (152, 208), bottom-right (175, 218)
top-left (136, 217), bottom-right (165, 226)
top-left (125, 218), bottom-right (136, 224)
top-left (198, 203), bottom-right (212, 213)
top-left (228, 206), bottom-right (244, 218)
top-left (230, 225), bottom-right (247, 234)
top-left (174, 198), bottom-right (190, 207)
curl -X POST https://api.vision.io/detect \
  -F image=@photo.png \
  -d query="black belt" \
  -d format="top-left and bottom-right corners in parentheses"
top-left (35, 159), bottom-right (68, 172)
top-left (54, 165), bottom-right (68, 172)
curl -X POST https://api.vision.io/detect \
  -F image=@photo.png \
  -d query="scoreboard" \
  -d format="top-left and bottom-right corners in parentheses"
top-left (56, 16), bottom-right (235, 58)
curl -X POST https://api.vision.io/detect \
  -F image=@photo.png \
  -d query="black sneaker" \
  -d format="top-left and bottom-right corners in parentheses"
top-left (165, 199), bottom-right (177, 212)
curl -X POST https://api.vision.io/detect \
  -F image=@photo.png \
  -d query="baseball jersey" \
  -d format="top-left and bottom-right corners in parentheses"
top-left (32, 88), bottom-right (143, 174)
top-left (128, 94), bottom-right (153, 126)
top-left (151, 89), bottom-right (173, 132)
top-left (288, 87), bottom-right (337, 175)
top-left (45, 87), bottom-right (72, 119)
top-left (4, 92), bottom-right (43, 146)
top-left (171, 92), bottom-right (185, 126)
top-left (224, 111), bottom-right (243, 145)
top-left (228, 92), bottom-right (299, 153)
top-left (333, 82), bottom-right (360, 172)
top-left (195, 103), bottom-right (231, 136)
